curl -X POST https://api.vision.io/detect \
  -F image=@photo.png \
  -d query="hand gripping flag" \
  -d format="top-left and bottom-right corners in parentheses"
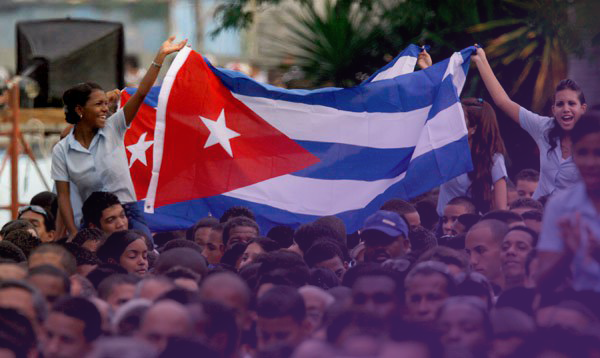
top-left (123, 44), bottom-right (476, 232)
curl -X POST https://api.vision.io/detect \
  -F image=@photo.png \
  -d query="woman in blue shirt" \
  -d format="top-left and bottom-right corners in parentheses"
top-left (472, 47), bottom-right (588, 199)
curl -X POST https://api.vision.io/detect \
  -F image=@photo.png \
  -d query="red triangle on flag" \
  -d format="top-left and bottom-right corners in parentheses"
top-left (153, 50), bottom-right (320, 208)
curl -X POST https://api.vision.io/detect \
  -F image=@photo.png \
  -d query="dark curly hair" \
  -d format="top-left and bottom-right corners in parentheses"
top-left (62, 82), bottom-right (103, 124)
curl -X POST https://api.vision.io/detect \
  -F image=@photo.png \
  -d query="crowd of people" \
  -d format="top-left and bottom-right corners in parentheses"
top-left (0, 38), bottom-right (599, 358)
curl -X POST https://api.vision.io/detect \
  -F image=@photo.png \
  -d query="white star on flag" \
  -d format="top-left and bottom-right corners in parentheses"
top-left (126, 132), bottom-right (153, 168)
top-left (200, 109), bottom-right (240, 157)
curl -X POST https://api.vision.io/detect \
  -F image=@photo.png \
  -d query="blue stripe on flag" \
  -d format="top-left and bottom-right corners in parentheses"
top-left (124, 86), bottom-right (161, 108)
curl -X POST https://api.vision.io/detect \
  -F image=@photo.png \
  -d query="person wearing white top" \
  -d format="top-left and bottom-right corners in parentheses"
top-left (471, 46), bottom-right (588, 199)
top-left (51, 37), bottom-right (187, 238)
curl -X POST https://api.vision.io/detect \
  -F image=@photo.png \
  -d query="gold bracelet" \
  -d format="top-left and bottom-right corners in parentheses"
top-left (151, 61), bottom-right (162, 68)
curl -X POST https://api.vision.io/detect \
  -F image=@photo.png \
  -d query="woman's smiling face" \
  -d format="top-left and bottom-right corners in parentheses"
top-left (552, 89), bottom-right (587, 131)
top-left (79, 89), bottom-right (109, 128)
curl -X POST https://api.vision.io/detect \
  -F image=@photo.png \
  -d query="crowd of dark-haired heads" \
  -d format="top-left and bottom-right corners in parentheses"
top-left (3, 169), bottom-right (600, 358)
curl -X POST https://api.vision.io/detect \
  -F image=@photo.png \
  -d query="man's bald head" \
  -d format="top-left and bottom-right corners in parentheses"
top-left (139, 300), bottom-right (192, 352)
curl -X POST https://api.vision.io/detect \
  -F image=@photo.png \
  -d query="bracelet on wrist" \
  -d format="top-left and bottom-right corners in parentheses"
top-left (151, 61), bottom-right (162, 69)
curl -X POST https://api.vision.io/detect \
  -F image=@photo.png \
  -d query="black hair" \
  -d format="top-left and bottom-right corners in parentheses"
top-left (82, 191), bottom-right (122, 228)
top-left (4, 229), bottom-right (40, 258)
top-left (417, 245), bottom-right (469, 271)
top-left (480, 210), bottom-right (523, 225)
top-left (164, 266), bottom-right (202, 283)
top-left (380, 198), bottom-right (417, 215)
top-left (405, 261), bottom-right (457, 296)
top-left (408, 226), bottom-right (437, 258)
top-left (522, 210), bottom-right (543, 222)
top-left (515, 168), bottom-right (540, 183)
top-left (71, 246), bottom-right (101, 266)
top-left (86, 263), bottom-right (128, 290)
top-left (547, 79), bottom-right (587, 154)
top-left (199, 300), bottom-right (239, 357)
top-left (97, 274), bottom-right (141, 301)
top-left (313, 216), bottom-right (347, 244)
top-left (446, 195), bottom-right (478, 214)
top-left (27, 264), bottom-right (71, 297)
top-left (509, 198), bottom-right (543, 211)
top-left (222, 217), bottom-right (259, 247)
top-left (438, 232), bottom-right (466, 250)
top-left (456, 272), bottom-right (494, 309)
top-left (326, 309), bottom-right (385, 345)
top-left (249, 237), bottom-right (281, 252)
top-left (308, 267), bottom-right (339, 290)
top-left (505, 225), bottom-right (539, 247)
top-left (72, 228), bottom-right (106, 247)
top-left (18, 206), bottom-right (55, 232)
top-left (0, 220), bottom-right (35, 239)
top-left (220, 206), bottom-right (256, 223)
top-left (0, 280), bottom-right (47, 323)
top-left (156, 287), bottom-right (202, 305)
top-left (0, 308), bottom-right (36, 358)
top-left (219, 242), bottom-right (247, 268)
top-left (457, 213), bottom-right (481, 232)
top-left (62, 82), bottom-right (103, 124)
top-left (414, 199), bottom-right (439, 231)
top-left (30, 191), bottom-right (59, 221)
top-left (572, 111), bottom-right (600, 145)
top-left (187, 216), bottom-right (219, 241)
top-left (304, 239), bottom-right (345, 268)
top-left (293, 223), bottom-right (347, 256)
top-left (256, 285), bottom-right (306, 323)
top-left (30, 244), bottom-right (77, 275)
top-left (96, 230), bottom-right (145, 265)
top-left (266, 225), bottom-right (294, 248)
top-left (342, 263), bottom-right (404, 298)
top-left (0, 241), bottom-right (27, 263)
top-left (155, 247), bottom-right (208, 277)
top-left (51, 296), bottom-right (102, 342)
top-left (161, 239), bottom-right (203, 254)
top-left (256, 250), bottom-right (310, 288)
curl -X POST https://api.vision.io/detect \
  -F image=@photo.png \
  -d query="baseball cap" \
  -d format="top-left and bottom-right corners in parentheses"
top-left (362, 210), bottom-right (409, 238)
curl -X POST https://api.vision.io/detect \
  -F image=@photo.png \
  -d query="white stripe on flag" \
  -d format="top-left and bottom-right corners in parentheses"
top-left (370, 55), bottom-right (418, 82)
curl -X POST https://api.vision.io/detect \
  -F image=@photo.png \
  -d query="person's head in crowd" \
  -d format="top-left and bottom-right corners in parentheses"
top-left (70, 246), bottom-right (101, 276)
top-left (70, 274), bottom-right (97, 298)
top-left (462, 97), bottom-right (508, 213)
top-left (437, 296), bottom-right (492, 358)
top-left (239, 237), bottom-right (280, 269)
top-left (404, 261), bottom-right (456, 323)
top-left (200, 223), bottom-right (225, 265)
top-left (5, 229), bottom-right (40, 257)
top-left (346, 263), bottom-right (403, 319)
top-left (0, 241), bottom-right (27, 263)
top-left (417, 246), bottom-right (470, 277)
top-left (42, 296), bottom-right (102, 358)
top-left (298, 285), bottom-right (334, 333)
top-left (82, 191), bottom-right (128, 234)
top-left (256, 285), bottom-right (310, 350)
top-left (415, 199), bottom-right (439, 232)
top-left (513, 326), bottom-right (590, 357)
top-left (161, 239), bottom-right (203, 255)
top-left (465, 219), bottom-right (508, 290)
top-left (87, 336), bottom-right (157, 358)
top-left (135, 276), bottom-right (176, 301)
top-left (501, 226), bottom-right (537, 289)
top-left (188, 216), bottom-right (219, 247)
top-left (256, 250), bottom-right (310, 295)
top-left (199, 272), bottom-right (252, 331)
top-left (303, 239), bottom-right (348, 281)
top-left (451, 213), bottom-right (481, 237)
top-left (381, 321), bottom-right (444, 358)
top-left (223, 216), bottom-right (259, 249)
top-left (313, 215), bottom-right (347, 245)
top-left (0, 280), bottom-right (46, 335)
top-left (509, 197), bottom-right (543, 216)
top-left (187, 299), bottom-right (239, 358)
top-left (96, 230), bottom-right (148, 277)
top-left (30, 190), bottom-right (58, 219)
top-left (155, 247), bottom-right (208, 278)
top-left (71, 228), bottom-right (105, 253)
top-left (17, 205), bottom-right (56, 243)
top-left (266, 225), bottom-right (295, 248)
top-left (0, 261), bottom-right (27, 281)
top-left (521, 210), bottom-right (543, 234)
top-left (220, 242), bottom-right (247, 270)
top-left (380, 198), bottom-right (421, 231)
top-left (220, 205), bottom-right (256, 223)
top-left (307, 267), bottom-right (338, 291)
top-left (442, 196), bottom-right (477, 236)
top-left (98, 274), bottom-right (140, 312)
top-left (361, 210), bottom-right (410, 264)
top-left (164, 266), bottom-right (202, 291)
top-left (456, 272), bottom-right (495, 309)
top-left (138, 299), bottom-right (193, 353)
top-left (571, 111), bottom-right (600, 193)
top-left (326, 309), bottom-right (386, 352)
top-left (408, 226), bottom-right (437, 259)
top-left (536, 299), bottom-right (598, 332)
top-left (293, 222), bottom-right (344, 256)
top-left (110, 298), bottom-right (151, 336)
top-left (0, 219), bottom-right (37, 240)
top-left (481, 210), bottom-right (524, 227)
top-left (514, 169), bottom-right (539, 199)
top-left (490, 307), bottom-right (535, 358)
top-left (26, 265), bottom-right (70, 306)
top-left (0, 307), bottom-right (38, 358)
top-left (86, 263), bottom-right (127, 289)
top-left (29, 244), bottom-right (77, 276)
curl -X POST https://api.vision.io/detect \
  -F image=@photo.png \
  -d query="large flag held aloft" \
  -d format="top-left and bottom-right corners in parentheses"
top-left (122, 45), bottom-right (476, 232)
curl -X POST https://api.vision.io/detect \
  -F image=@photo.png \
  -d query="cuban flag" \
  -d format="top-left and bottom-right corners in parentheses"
top-left (123, 45), bottom-right (475, 233)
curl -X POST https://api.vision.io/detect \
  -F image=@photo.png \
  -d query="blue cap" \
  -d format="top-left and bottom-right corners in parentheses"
top-left (362, 210), bottom-right (409, 237)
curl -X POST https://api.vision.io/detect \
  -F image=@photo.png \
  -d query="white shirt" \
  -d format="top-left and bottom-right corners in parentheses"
top-left (437, 153), bottom-right (507, 215)
top-left (51, 109), bottom-right (137, 204)
top-left (519, 107), bottom-right (580, 199)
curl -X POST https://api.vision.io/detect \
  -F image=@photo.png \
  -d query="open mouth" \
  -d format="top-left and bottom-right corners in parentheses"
top-left (561, 115), bottom-right (574, 124)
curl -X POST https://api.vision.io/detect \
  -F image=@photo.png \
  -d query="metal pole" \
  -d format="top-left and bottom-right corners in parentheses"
top-left (9, 79), bottom-right (20, 220)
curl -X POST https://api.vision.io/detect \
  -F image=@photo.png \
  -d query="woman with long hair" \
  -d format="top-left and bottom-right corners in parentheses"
top-left (472, 47), bottom-right (587, 199)
top-left (51, 37), bottom-right (186, 238)
top-left (437, 97), bottom-right (508, 215)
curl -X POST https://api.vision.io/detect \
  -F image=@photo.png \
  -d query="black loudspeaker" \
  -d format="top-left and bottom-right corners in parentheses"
top-left (16, 18), bottom-right (124, 107)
